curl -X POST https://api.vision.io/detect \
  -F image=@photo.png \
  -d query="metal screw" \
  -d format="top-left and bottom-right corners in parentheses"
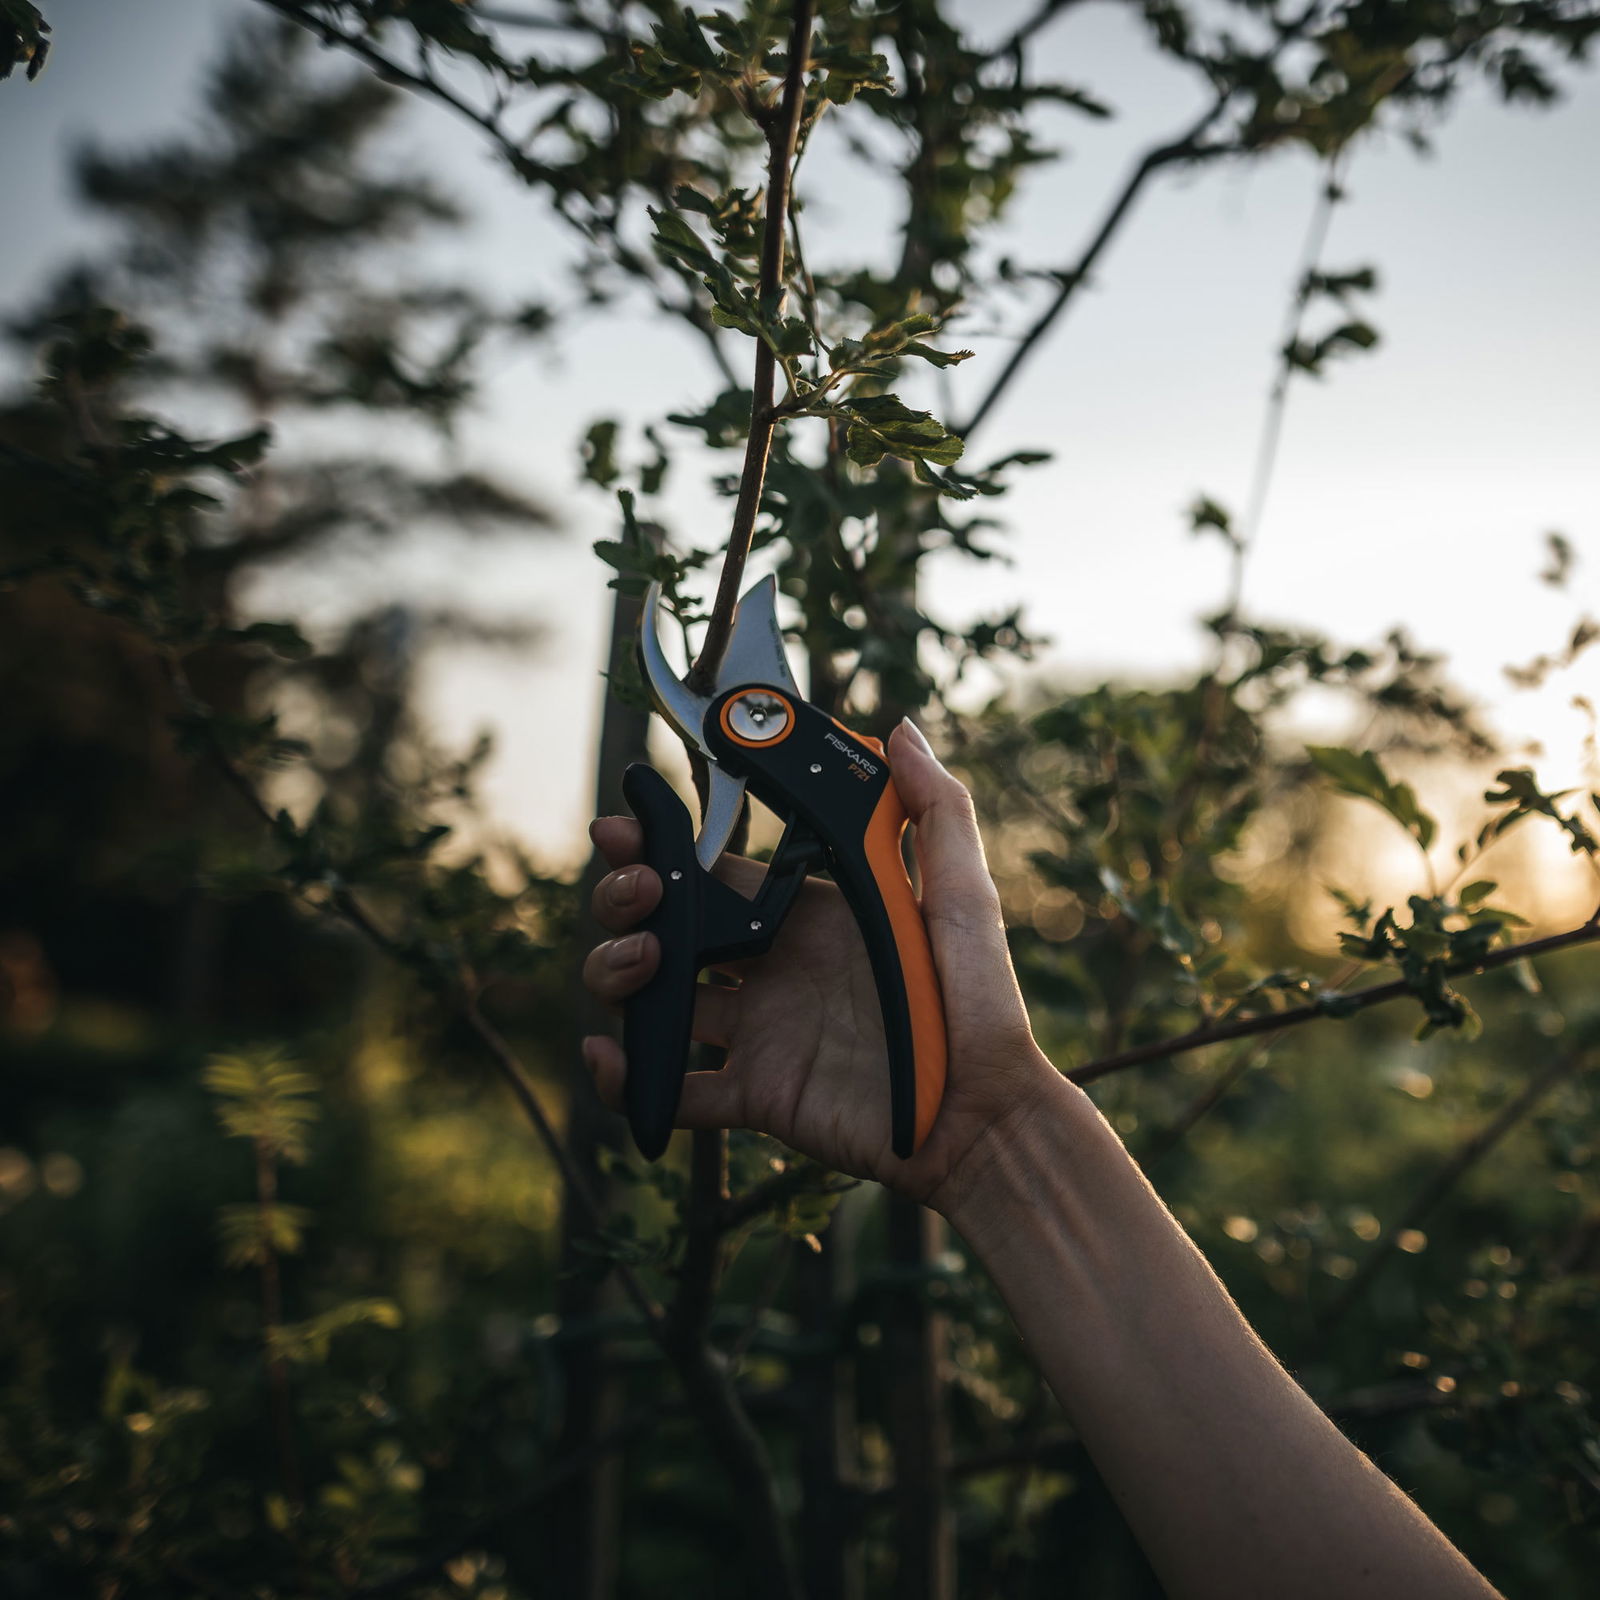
top-left (669, 870), bottom-right (683, 881)
top-left (729, 691), bottom-right (791, 743)
top-left (810, 763), bottom-right (822, 774)
top-left (749, 919), bottom-right (762, 931)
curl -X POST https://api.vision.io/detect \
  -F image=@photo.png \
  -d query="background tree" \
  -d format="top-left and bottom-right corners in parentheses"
top-left (3, 3), bottom-right (1600, 1598)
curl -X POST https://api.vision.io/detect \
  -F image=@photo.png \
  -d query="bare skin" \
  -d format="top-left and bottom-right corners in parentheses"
top-left (582, 719), bottom-right (1501, 1600)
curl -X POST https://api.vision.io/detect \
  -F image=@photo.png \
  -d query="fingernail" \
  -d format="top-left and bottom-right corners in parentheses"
top-left (606, 867), bottom-right (640, 908)
top-left (580, 1036), bottom-right (601, 1071)
top-left (605, 933), bottom-right (644, 969)
top-left (900, 717), bottom-right (938, 760)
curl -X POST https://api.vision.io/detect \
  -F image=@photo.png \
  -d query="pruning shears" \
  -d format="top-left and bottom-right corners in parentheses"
top-left (621, 575), bottom-right (948, 1161)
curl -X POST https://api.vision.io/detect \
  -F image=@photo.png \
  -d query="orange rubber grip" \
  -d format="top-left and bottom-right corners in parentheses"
top-left (860, 756), bottom-right (948, 1152)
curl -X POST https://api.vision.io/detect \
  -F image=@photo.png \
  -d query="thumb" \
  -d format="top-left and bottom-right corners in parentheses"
top-left (887, 719), bottom-right (1003, 928)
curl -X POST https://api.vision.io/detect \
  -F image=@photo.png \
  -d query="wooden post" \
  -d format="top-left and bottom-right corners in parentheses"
top-left (885, 1193), bottom-right (954, 1600)
top-left (543, 571), bottom-right (653, 1600)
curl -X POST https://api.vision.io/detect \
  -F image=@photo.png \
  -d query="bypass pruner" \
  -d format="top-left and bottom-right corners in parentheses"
top-left (621, 575), bottom-right (948, 1161)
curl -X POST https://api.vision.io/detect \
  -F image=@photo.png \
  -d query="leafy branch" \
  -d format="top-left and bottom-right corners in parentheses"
top-left (687, 0), bottom-right (815, 695)
top-left (1070, 744), bottom-right (1600, 1084)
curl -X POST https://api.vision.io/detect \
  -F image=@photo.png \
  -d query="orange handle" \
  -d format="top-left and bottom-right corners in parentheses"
top-left (704, 694), bottom-right (951, 1158)
top-left (858, 738), bottom-right (948, 1153)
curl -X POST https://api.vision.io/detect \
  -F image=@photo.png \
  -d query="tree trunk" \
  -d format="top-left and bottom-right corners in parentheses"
top-left (885, 1194), bottom-right (954, 1600)
top-left (795, 1205), bottom-right (865, 1600)
top-left (544, 574), bottom-right (653, 1600)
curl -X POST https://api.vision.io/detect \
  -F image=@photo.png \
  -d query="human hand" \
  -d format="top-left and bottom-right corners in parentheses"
top-left (581, 719), bottom-right (1062, 1209)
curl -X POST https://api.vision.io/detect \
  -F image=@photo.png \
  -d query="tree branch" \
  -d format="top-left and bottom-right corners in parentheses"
top-left (257, 0), bottom-right (736, 390)
top-left (1318, 1044), bottom-right (1593, 1330)
top-left (957, 93), bottom-right (1235, 442)
top-left (1068, 911), bottom-right (1600, 1085)
top-left (260, 0), bottom-right (512, 153)
top-left (984, 0), bottom-right (1086, 66)
top-left (667, 1329), bottom-right (808, 1600)
top-left (686, 0), bottom-right (815, 694)
top-left (718, 1163), bottom-right (857, 1232)
top-left (1227, 153), bottom-right (1349, 617)
top-left (461, 995), bottom-right (664, 1328)
top-left (156, 644), bottom-right (668, 1330)
top-left (676, 1122), bottom-right (730, 1342)
top-left (162, 639), bottom-right (826, 1588)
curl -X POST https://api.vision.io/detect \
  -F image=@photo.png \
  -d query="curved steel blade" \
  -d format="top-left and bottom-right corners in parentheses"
top-left (639, 582), bottom-right (713, 755)
top-left (697, 766), bottom-right (747, 872)
top-left (639, 581), bottom-right (750, 868)
top-left (715, 574), bottom-right (801, 699)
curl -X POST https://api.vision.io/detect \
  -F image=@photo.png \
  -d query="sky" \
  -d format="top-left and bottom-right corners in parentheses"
top-left (3, 0), bottom-right (1597, 889)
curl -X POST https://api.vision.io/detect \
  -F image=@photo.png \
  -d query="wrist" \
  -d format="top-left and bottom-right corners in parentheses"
top-left (928, 1057), bottom-right (1102, 1242)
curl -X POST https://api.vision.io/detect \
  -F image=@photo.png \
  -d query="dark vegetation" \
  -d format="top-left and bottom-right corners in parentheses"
top-left (2, 2), bottom-right (1599, 1596)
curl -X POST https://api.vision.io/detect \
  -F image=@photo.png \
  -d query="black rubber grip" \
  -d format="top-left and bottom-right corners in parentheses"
top-left (620, 764), bottom-right (702, 1159)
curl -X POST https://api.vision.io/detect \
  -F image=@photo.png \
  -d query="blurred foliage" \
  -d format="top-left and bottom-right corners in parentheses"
top-left (4, 4), bottom-right (1600, 1599)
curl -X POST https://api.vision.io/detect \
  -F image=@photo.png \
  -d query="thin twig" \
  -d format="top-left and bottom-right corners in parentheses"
top-left (158, 639), bottom-right (670, 1327)
top-left (676, 1123), bottom-right (731, 1341)
top-left (164, 649), bottom-right (824, 1584)
top-left (984, 0), bottom-right (1085, 66)
top-left (686, 0), bottom-right (815, 694)
top-left (1318, 1046), bottom-right (1593, 1330)
top-left (1069, 911), bottom-right (1600, 1084)
top-left (957, 95), bottom-right (1235, 442)
top-left (260, 0), bottom-right (736, 392)
top-left (668, 1328), bottom-right (808, 1599)
top-left (1137, 1045), bottom-right (1261, 1167)
top-left (462, 995), bottom-right (665, 1327)
top-left (958, 0), bottom-right (1332, 442)
top-left (1138, 962), bottom-right (1368, 1162)
top-left (260, 1), bottom-right (512, 154)
top-left (1228, 153), bottom-right (1349, 617)
top-left (252, 1137), bottom-right (305, 1517)
top-left (718, 1164), bottom-right (857, 1232)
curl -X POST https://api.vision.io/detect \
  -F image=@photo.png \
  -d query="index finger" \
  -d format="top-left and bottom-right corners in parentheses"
top-left (590, 815), bottom-right (645, 870)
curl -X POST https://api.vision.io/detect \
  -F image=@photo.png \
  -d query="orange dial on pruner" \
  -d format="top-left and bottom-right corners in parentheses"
top-left (622, 577), bottom-right (949, 1161)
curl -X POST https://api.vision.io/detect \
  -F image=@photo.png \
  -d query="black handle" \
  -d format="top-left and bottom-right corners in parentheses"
top-left (620, 764), bottom-right (703, 1159)
top-left (703, 692), bottom-right (948, 1158)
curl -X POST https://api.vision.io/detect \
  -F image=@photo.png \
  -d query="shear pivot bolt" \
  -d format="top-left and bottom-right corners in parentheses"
top-left (728, 690), bottom-right (791, 743)
top-left (669, 870), bottom-right (683, 881)
top-left (810, 763), bottom-right (822, 774)
top-left (750, 920), bottom-right (762, 931)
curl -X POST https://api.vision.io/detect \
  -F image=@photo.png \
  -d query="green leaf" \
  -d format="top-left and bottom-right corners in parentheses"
top-left (204, 1048), bottom-right (319, 1164)
top-left (903, 341), bottom-right (974, 368)
top-left (216, 1201), bottom-right (313, 1268)
top-left (269, 1299), bottom-right (403, 1364)
top-left (582, 419), bottom-right (620, 487)
top-left (770, 316), bottom-right (814, 357)
top-left (840, 393), bottom-right (965, 468)
top-left (647, 206), bottom-right (721, 278)
top-left (845, 424), bottom-right (887, 468)
top-left (1307, 745), bottom-right (1436, 850)
top-left (1188, 495), bottom-right (1240, 551)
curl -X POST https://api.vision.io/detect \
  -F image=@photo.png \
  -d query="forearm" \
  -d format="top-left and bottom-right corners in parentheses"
top-left (937, 1064), bottom-right (1499, 1600)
